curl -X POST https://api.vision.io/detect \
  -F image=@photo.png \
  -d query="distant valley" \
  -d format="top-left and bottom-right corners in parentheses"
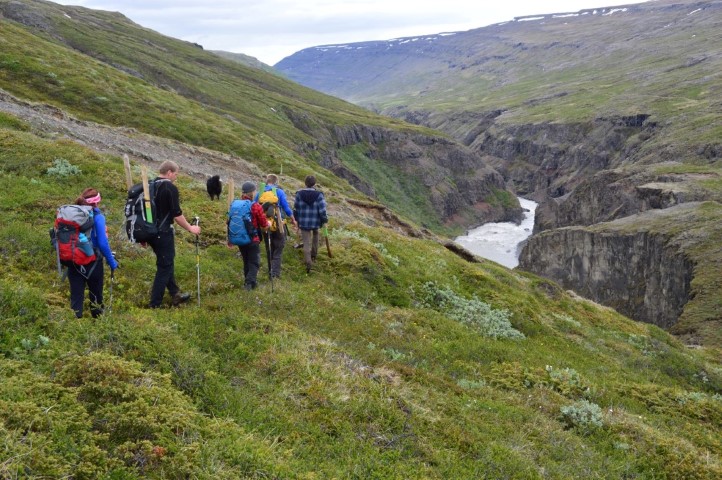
top-left (276, 0), bottom-right (722, 346)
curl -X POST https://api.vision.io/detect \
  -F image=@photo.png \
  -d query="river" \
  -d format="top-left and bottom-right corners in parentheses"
top-left (454, 198), bottom-right (538, 268)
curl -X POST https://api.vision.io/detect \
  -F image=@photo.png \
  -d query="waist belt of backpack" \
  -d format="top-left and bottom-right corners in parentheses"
top-left (74, 254), bottom-right (100, 279)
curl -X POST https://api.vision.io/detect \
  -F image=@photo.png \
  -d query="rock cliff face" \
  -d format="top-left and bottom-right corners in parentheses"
top-left (284, 109), bottom-right (523, 229)
top-left (533, 168), bottom-right (709, 233)
top-left (519, 217), bottom-right (694, 329)
top-left (463, 115), bottom-right (657, 197)
top-left (336, 125), bottom-right (520, 222)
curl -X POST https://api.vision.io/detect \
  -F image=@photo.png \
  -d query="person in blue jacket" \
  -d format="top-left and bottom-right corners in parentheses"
top-left (68, 187), bottom-right (118, 318)
top-left (255, 174), bottom-right (297, 279)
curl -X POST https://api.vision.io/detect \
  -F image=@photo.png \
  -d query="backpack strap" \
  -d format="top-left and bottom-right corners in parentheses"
top-left (151, 179), bottom-right (172, 231)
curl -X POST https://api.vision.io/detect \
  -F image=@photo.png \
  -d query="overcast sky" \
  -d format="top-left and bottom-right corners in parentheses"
top-left (53, 1), bottom-right (650, 65)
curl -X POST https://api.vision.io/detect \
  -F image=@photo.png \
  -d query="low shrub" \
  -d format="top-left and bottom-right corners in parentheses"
top-left (46, 158), bottom-right (81, 177)
top-left (560, 399), bottom-right (604, 433)
top-left (416, 281), bottom-right (524, 339)
top-left (545, 365), bottom-right (593, 398)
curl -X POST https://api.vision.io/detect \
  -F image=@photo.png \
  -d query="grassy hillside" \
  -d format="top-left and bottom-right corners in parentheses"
top-left (210, 50), bottom-right (278, 74)
top-left (1, 0), bottom-right (487, 234)
top-left (2, 111), bottom-right (722, 478)
top-left (1, 1), bottom-right (721, 476)
top-left (277, 0), bottom-right (722, 169)
top-left (278, 1), bottom-right (722, 130)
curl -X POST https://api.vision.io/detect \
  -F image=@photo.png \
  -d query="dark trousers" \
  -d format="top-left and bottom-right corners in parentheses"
top-left (68, 260), bottom-right (104, 318)
top-left (269, 230), bottom-right (285, 278)
top-left (239, 242), bottom-right (261, 288)
top-left (148, 230), bottom-right (179, 307)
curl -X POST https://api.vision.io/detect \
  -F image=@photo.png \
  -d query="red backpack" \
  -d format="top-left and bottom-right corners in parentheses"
top-left (52, 205), bottom-right (97, 269)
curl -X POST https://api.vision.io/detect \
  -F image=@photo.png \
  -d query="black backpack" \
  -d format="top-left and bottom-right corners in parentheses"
top-left (124, 179), bottom-right (170, 243)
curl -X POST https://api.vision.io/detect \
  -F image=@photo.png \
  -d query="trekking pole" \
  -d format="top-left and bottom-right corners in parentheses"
top-left (107, 269), bottom-right (115, 316)
top-left (193, 216), bottom-right (201, 306)
top-left (323, 226), bottom-right (333, 258)
top-left (53, 230), bottom-right (63, 278)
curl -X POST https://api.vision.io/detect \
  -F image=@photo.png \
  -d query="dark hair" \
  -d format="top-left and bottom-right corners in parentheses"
top-left (304, 175), bottom-right (316, 188)
top-left (76, 187), bottom-right (99, 206)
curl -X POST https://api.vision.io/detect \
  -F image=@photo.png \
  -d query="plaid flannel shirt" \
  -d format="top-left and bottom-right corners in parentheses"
top-left (293, 188), bottom-right (328, 230)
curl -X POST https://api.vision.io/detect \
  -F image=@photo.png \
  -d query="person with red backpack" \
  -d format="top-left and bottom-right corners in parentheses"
top-left (227, 182), bottom-right (269, 290)
top-left (66, 188), bottom-right (118, 318)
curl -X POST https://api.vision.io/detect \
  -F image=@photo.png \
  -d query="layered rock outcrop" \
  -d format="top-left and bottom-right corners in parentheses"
top-left (519, 208), bottom-right (696, 329)
top-left (533, 167), bottom-right (711, 233)
top-left (463, 115), bottom-right (658, 198)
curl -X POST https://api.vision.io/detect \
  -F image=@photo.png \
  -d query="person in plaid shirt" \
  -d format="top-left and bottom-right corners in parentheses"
top-left (293, 175), bottom-right (328, 273)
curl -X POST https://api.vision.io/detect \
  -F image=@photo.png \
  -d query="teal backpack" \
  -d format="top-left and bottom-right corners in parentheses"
top-left (228, 199), bottom-right (255, 246)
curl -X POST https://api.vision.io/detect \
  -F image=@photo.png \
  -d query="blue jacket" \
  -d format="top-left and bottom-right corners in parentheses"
top-left (255, 184), bottom-right (294, 218)
top-left (293, 188), bottom-right (328, 230)
top-left (91, 208), bottom-right (118, 270)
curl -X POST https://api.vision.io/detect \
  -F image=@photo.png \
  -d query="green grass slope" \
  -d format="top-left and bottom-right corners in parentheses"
top-left (1, 0), bottom-right (480, 234)
top-left (1, 114), bottom-right (721, 478)
top-left (210, 50), bottom-right (278, 75)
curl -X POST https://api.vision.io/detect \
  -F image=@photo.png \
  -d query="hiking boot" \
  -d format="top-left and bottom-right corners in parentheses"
top-left (171, 292), bottom-right (191, 306)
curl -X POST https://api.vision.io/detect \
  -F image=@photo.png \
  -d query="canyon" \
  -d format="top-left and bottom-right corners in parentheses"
top-left (276, 0), bottom-right (722, 345)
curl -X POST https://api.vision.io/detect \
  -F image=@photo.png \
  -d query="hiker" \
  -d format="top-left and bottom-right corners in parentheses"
top-left (228, 182), bottom-right (269, 290)
top-left (67, 188), bottom-right (119, 318)
top-left (293, 175), bottom-right (328, 273)
top-left (147, 160), bottom-right (200, 308)
top-left (255, 173), bottom-right (297, 279)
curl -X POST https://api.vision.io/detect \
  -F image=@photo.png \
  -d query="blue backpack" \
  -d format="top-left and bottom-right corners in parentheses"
top-left (228, 199), bottom-right (255, 246)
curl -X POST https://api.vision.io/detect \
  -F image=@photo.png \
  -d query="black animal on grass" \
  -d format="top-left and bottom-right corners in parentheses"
top-left (206, 175), bottom-right (222, 200)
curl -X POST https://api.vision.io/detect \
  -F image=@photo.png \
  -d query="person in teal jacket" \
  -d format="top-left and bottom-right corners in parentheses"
top-left (67, 187), bottom-right (118, 318)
